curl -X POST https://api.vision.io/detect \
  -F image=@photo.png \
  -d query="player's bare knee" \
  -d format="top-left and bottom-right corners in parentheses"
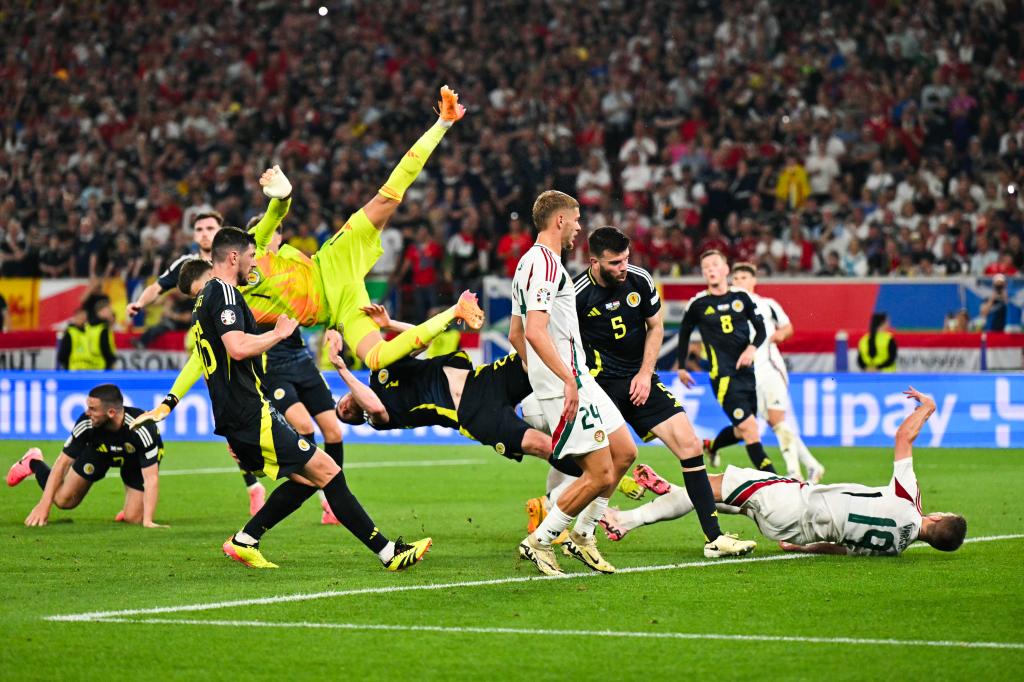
top-left (54, 494), bottom-right (81, 510)
top-left (522, 431), bottom-right (551, 458)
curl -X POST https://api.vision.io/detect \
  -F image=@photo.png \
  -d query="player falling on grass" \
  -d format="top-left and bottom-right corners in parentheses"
top-left (677, 250), bottom-right (775, 474)
top-left (729, 262), bottom-right (825, 483)
top-left (7, 384), bottom-right (166, 528)
top-left (509, 190), bottom-right (638, 576)
top-left (126, 206), bottom-right (268, 514)
top-left (601, 388), bottom-right (967, 557)
top-left (524, 226), bottom-right (755, 558)
top-left (192, 227), bottom-right (430, 570)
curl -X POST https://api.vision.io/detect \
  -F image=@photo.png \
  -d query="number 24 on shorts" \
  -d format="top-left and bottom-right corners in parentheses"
top-left (579, 404), bottom-right (601, 430)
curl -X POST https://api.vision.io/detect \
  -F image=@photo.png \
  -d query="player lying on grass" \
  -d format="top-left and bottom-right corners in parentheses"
top-left (191, 227), bottom-right (431, 571)
top-left (599, 387), bottom-right (967, 556)
top-left (8, 384), bottom-right (166, 528)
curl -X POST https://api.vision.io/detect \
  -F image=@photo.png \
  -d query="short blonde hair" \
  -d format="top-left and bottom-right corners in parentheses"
top-left (532, 190), bottom-right (579, 231)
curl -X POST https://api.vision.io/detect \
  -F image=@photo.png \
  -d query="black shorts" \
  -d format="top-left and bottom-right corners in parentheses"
top-left (71, 447), bottom-right (161, 491)
top-left (265, 357), bottom-right (336, 417)
top-left (457, 355), bottom-right (533, 461)
top-left (226, 407), bottom-right (317, 480)
top-left (597, 373), bottom-right (686, 442)
top-left (712, 371), bottom-right (757, 426)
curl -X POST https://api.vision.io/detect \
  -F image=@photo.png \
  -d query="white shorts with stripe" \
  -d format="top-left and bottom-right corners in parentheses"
top-left (755, 359), bottom-right (789, 418)
top-left (536, 376), bottom-right (625, 459)
top-left (721, 465), bottom-right (810, 543)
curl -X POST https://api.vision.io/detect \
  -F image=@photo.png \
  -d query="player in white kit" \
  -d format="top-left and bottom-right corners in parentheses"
top-left (509, 190), bottom-right (637, 576)
top-left (730, 263), bottom-right (825, 482)
top-left (601, 387), bottom-right (966, 556)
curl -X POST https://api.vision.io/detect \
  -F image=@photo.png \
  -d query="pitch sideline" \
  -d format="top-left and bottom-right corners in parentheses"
top-left (45, 533), bottom-right (1023, 624)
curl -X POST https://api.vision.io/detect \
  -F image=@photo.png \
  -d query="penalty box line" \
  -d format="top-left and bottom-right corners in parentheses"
top-left (86, 617), bottom-right (1024, 651)
top-left (45, 533), bottom-right (1024, 624)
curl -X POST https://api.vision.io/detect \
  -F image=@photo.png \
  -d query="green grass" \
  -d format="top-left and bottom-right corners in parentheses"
top-left (1, 440), bottom-right (1022, 681)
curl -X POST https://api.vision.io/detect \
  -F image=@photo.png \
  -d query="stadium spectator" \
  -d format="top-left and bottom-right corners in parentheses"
top-left (980, 274), bottom-right (1010, 332)
top-left (496, 213), bottom-right (533, 278)
top-left (396, 225), bottom-right (443, 322)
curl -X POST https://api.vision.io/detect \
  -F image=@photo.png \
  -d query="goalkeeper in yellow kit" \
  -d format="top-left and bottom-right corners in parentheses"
top-left (137, 85), bottom-right (479, 426)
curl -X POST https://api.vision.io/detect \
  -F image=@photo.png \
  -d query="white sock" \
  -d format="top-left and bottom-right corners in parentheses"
top-left (532, 503), bottom-right (574, 546)
top-left (547, 476), bottom-right (577, 508)
top-left (772, 422), bottom-right (803, 479)
top-left (377, 540), bottom-right (397, 562)
top-left (234, 530), bottom-right (258, 546)
top-left (318, 489), bottom-right (330, 510)
top-left (637, 488), bottom-right (694, 526)
top-left (573, 496), bottom-right (609, 538)
top-left (796, 437), bottom-right (822, 470)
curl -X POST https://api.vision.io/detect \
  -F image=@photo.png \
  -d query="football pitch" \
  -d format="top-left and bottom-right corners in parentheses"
top-left (1, 440), bottom-right (1022, 681)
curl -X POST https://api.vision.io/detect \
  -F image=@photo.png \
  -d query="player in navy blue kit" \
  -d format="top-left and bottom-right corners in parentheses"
top-left (571, 227), bottom-right (754, 557)
top-left (677, 250), bottom-right (774, 474)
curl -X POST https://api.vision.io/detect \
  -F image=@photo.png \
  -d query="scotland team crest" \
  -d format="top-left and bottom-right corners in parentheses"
top-left (626, 292), bottom-right (641, 307)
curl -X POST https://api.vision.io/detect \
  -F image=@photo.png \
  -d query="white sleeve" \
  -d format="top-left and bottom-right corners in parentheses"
top-left (524, 253), bottom-right (559, 314)
top-left (890, 458), bottom-right (921, 511)
top-left (768, 298), bottom-right (791, 327)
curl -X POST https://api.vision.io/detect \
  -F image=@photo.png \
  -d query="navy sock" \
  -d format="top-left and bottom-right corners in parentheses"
top-left (322, 471), bottom-right (389, 553)
top-left (323, 441), bottom-right (344, 467)
top-left (680, 456), bottom-right (722, 541)
top-left (746, 442), bottom-right (775, 473)
top-left (242, 480), bottom-right (317, 540)
top-left (711, 426), bottom-right (740, 453)
top-left (242, 471), bottom-right (259, 487)
top-left (29, 458), bottom-right (50, 489)
top-left (550, 454), bottom-right (583, 477)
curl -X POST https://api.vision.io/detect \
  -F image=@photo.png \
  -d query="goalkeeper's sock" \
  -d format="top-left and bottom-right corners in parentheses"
top-left (711, 426), bottom-right (740, 453)
top-left (29, 458), bottom-right (51, 490)
top-left (241, 480), bottom-right (317, 540)
top-left (364, 307), bottom-right (455, 370)
top-left (746, 442), bottom-right (776, 473)
top-left (680, 455), bottom-right (722, 541)
top-left (321, 471), bottom-right (390, 554)
top-left (378, 121), bottom-right (450, 202)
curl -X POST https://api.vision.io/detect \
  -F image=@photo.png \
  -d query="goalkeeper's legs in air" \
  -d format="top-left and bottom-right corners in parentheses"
top-left (316, 85), bottom-right (480, 371)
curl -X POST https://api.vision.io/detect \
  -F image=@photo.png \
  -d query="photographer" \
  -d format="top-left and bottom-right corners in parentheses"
top-left (980, 274), bottom-right (1010, 332)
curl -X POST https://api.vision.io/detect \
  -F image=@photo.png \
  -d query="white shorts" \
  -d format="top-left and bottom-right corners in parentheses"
top-left (720, 465), bottom-right (809, 543)
top-left (755, 361), bottom-right (789, 418)
top-left (520, 394), bottom-right (547, 434)
top-left (535, 378), bottom-right (625, 459)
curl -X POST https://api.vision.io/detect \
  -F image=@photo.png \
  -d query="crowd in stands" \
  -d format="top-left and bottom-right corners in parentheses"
top-left (1, 0), bottom-right (1023, 321)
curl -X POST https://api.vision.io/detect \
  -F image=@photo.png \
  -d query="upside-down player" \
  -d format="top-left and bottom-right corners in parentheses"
top-left (192, 227), bottom-right (429, 570)
top-left (8, 384), bottom-right (166, 528)
top-left (601, 387), bottom-right (966, 557)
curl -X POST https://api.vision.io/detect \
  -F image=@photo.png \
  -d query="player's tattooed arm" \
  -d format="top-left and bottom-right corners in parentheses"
top-left (894, 386), bottom-right (936, 461)
top-left (25, 452), bottom-right (73, 527)
top-left (325, 330), bottom-right (389, 422)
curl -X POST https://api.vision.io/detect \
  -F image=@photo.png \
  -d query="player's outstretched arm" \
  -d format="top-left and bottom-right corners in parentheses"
top-left (140, 464), bottom-right (167, 528)
top-left (325, 330), bottom-right (388, 420)
top-left (778, 540), bottom-right (848, 555)
top-left (133, 350), bottom-right (204, 429)
top-left (632, 310), bottom-right (664, 406)
top-left (524, 309), bottom-right (579, 421)
top-left (250, 165), bottom-right (293, 253)
top-left (221, 314), bottom-right (298, 361)
top-left (894, 386), bottom-right (936, 461)
top-left (127, 281), bottom-right (165, 316)
top-left (25, 452), bottom-right (73, 527)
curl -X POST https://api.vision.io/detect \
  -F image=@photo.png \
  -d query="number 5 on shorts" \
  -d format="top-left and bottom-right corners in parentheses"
top-left (579, 404), bottom-right (601, 430)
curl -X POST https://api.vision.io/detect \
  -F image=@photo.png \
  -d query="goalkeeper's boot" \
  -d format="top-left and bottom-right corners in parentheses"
top-left (633, 463), bottom-right (672, 496)
top-left (437, 85), bottom-right (467, 123)
top-left (223, 535), bottom-right (279, 569)
top-left (704, 533), bottom-right (757, 559)
top-left (561, 531), bottom-right (616, 574)
top-left (597, 507), bottom-right (631, 542)
top-left (617, 475), bottom-right (646, 500)
top-left (703, 438), bottom-right (721, 468)
top-left (518, 534), bottom-right (564, 576)
top-left (526, 496), bottom-right (548, 533)
top-left (248, 482), bottom-right (266, 516)
top-left (7, 448), bottom-right (43, 487)
top-left (453, 290), bottom-right (485, 330)
top-left (383, 536), bottom-right (432, 571)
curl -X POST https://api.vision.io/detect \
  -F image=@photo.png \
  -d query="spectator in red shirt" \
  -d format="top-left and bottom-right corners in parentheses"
top-left (697, 219), bottom-right (732, 258)
top-left (732, 218), bottom-right (760, 263)
top-left (496, 213), bottom-right (534, 278)
top-left (984, 252), bottom-right (1019, 277)
top-left (397, 226), bottom-right (443, 322)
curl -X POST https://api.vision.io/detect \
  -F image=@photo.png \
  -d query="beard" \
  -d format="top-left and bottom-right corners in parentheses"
top-left (599, 264), bottom-right (627, 286)
top-left (236, 267), bottom-right (250, 287)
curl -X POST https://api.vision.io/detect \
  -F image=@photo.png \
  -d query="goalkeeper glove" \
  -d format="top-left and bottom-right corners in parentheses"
top-left (132, 394), bottom-right (178, 429)
top-left (262, 164), bottom-right (292, 200)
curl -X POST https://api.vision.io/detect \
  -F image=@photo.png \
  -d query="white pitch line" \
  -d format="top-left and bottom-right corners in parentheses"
top-left (159, 459), bottom-right (487, 476)
top-left (44, 533), bottom-right (1024, 624)
top-left (87, 617), bottom-right (1024, 651)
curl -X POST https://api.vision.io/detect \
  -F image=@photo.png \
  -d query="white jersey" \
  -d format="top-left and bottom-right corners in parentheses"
top-left (748, 292), bottom-right (789, 371)
top-left (511, 243), bottom-right (589, 399)
top-left (802, 458), bottom-right (923, 556)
